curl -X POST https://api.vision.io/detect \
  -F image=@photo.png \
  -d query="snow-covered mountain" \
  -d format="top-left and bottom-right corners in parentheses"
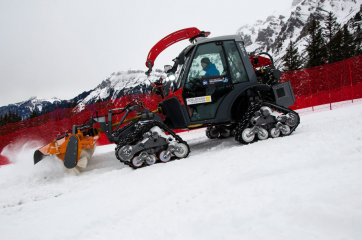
top-left (236, 0), bottom-right (362, 68)
top-left (0, 96), bottom-right (62, 120)
top-left (4, 0), bottom-right (362, 119)
top-left (78, 69), bottom-right (165, 106)
top-left (0, 70), bottom-right (165, 120)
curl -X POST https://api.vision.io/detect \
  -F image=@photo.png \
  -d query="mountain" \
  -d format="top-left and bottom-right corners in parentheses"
top-left (78, 69), bottom-right (165, 106)
top-left (236, 0), bottom-right (362, 68)
top-left (0, 97), bottom-right (62, 121)
top-left (0, 70), bottom-right (165, 120)
top-left (4, 0), bottom-right (362, 120)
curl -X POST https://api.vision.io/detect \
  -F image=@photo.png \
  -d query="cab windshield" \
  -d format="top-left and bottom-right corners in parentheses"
top-left (173, 54), bottom-right (190, 91)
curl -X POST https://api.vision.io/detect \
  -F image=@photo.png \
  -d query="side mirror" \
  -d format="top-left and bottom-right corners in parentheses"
top-left (164, 65), bottom-right (172, 73)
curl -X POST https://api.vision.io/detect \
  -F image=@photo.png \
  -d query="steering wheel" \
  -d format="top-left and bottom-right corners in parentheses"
top-left (185, 77), bottom-right (204, 91)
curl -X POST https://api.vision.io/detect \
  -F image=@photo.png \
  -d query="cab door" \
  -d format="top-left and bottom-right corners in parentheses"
top-left (183, 42), bottom-right (233, 122)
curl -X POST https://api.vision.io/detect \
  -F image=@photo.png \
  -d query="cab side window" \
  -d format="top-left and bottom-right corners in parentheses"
top-left (224, 41), bottom-right (249, 84)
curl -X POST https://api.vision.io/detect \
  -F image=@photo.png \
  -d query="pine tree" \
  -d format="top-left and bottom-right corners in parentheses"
top-left (72, 98), bottom-right (77, 108)
top-left (354, 24), bottom-right (362, 56)
top-left (11, 111), bottom-right (21, 123)
top-left (323, 12), bottom-right (342, 63)
top-left (29, 109), bottom-right (38, 119)
top-left (0, 110), bottom-right (23, 126)
top-left (305, 16), bottom-right (327, 68)
top-left (0, 115), bottom-right (4, 127)
top-left (341, 24), bottom-right (355, 59)
top-left (282, 40), bottom-right (303, 71)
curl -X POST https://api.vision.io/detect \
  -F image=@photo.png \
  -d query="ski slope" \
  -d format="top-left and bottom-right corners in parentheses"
top-left (1, 102), bottom-right (362, 240)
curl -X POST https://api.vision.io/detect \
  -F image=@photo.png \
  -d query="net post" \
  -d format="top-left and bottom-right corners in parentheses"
top-left (304, 69), bottom-right (314, 111)
top-left (324, 59), bottom-right (332, 110)
top-left (348, 58), bottom-right (354, 103)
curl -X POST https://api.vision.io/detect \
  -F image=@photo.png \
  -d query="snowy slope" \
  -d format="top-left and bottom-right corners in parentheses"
top-left (1, 102), bottom-right (362, 239)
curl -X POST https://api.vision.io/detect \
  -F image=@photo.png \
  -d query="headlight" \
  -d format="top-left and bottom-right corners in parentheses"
top-left (168, 73), bottom-right (176, 81)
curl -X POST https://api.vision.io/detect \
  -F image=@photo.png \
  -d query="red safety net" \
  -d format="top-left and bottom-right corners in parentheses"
top-left (280, 54), bottom-right (362, 110)
top-left (1, 55), bottom-right (362, 165)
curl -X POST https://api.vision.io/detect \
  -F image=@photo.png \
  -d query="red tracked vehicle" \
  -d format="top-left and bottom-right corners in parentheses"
top-left (34, 27), bottom-right (299, 170)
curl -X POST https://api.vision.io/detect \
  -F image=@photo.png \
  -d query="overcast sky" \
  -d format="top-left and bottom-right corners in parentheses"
top-left (0, 0), bottom-right (294, 106)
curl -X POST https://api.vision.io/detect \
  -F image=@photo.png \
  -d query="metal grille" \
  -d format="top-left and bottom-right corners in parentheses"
top-left (276, 88), bottom-right (286, 98)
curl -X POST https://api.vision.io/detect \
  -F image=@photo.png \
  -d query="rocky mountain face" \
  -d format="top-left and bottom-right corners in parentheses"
top-left (236, 0), bottom-right (362, 68)
top-left (0, 70), bottom-right (165, 120)
top-left (78, 69), bottom-right (165, 107)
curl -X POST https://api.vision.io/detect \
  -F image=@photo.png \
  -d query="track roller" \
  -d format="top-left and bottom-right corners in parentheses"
top-left (269, 128), bottom-right (280, 138)
top-left (241, 128), bottom-right (255, 143)
top-left (257, 128), bottom-right (268, 140)
top-left (159, 150), bottom-right (171, 162)
top-left (132, 156), bottom-right (144, 168)
top-left (173, 143), bottom-right (189, 158)
top-left (145, 154), bottom-right (157, 166)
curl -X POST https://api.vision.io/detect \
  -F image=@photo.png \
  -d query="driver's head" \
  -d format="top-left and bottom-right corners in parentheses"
top-left (201, 58), bottom-right (210, 68)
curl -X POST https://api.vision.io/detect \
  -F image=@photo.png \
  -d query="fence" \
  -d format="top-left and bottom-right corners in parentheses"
top-left (281, 55), bottom-right (362, 110)
top-left (1, 55), bottom-right (362, 165)
top-left (0, 94), bottom-right (162, 165)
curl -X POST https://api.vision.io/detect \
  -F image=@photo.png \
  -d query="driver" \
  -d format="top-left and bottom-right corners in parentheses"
top-left (186, 58), bottom-right (221, 92)
top-left (199, 58), bottom-right (220, 78)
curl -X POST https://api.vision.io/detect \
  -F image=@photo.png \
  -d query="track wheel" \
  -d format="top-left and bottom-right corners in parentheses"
top-left (281, 125), bottom-right (291, 135)
top-left (286, 113), bottom-right (298, 127)
top-left (206, 127), bottom-right (219, 139)
top-left (257, 128), bottom-right (268, 140)
top-left (241, 128), bottom-right (255, 143)
top-left (220, 129), bottom-right (230, 138)
top-left (159, 150), bottom-right (171, 163)
top-left (131, 156), bottom-right (144, 168)
top-left (269, 128), bottom-right (280, 138)
top-left (230, 129), bottom-right (236, 137)
top-left (173, 143), bottom-right (189, 158)
top-left (145, 154), bottom-right (157, 166)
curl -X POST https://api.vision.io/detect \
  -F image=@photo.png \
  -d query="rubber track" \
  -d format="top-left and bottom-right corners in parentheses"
top-left (234, 101), bottom-right (300, 143)
top-left (115, 120), bottom-right (190, 169)
top-left (113, 119), bottom-right (140, 144)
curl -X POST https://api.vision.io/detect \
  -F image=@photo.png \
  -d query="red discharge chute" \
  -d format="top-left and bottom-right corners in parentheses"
top-left (145, 27), bottom-right (202, 69)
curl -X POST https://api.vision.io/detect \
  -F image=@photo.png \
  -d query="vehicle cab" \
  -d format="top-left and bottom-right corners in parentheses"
top-left (159, 35), bottom-right (260, 129)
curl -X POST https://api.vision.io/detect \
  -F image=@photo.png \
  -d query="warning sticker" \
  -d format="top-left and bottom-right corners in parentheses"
top-left (186, 96), bottom-right (212, 105)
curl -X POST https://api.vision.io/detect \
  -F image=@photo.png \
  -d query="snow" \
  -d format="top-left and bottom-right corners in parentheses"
top-left (1, 102), bottom-right (362, 239)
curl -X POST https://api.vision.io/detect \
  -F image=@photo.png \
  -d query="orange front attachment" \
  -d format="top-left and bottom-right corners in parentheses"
top-left (38, 131), bottom-right (99, 162)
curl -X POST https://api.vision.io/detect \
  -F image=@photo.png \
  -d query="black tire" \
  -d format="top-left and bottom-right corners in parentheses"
top-left (206, 127), bottom-right (219, 139)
